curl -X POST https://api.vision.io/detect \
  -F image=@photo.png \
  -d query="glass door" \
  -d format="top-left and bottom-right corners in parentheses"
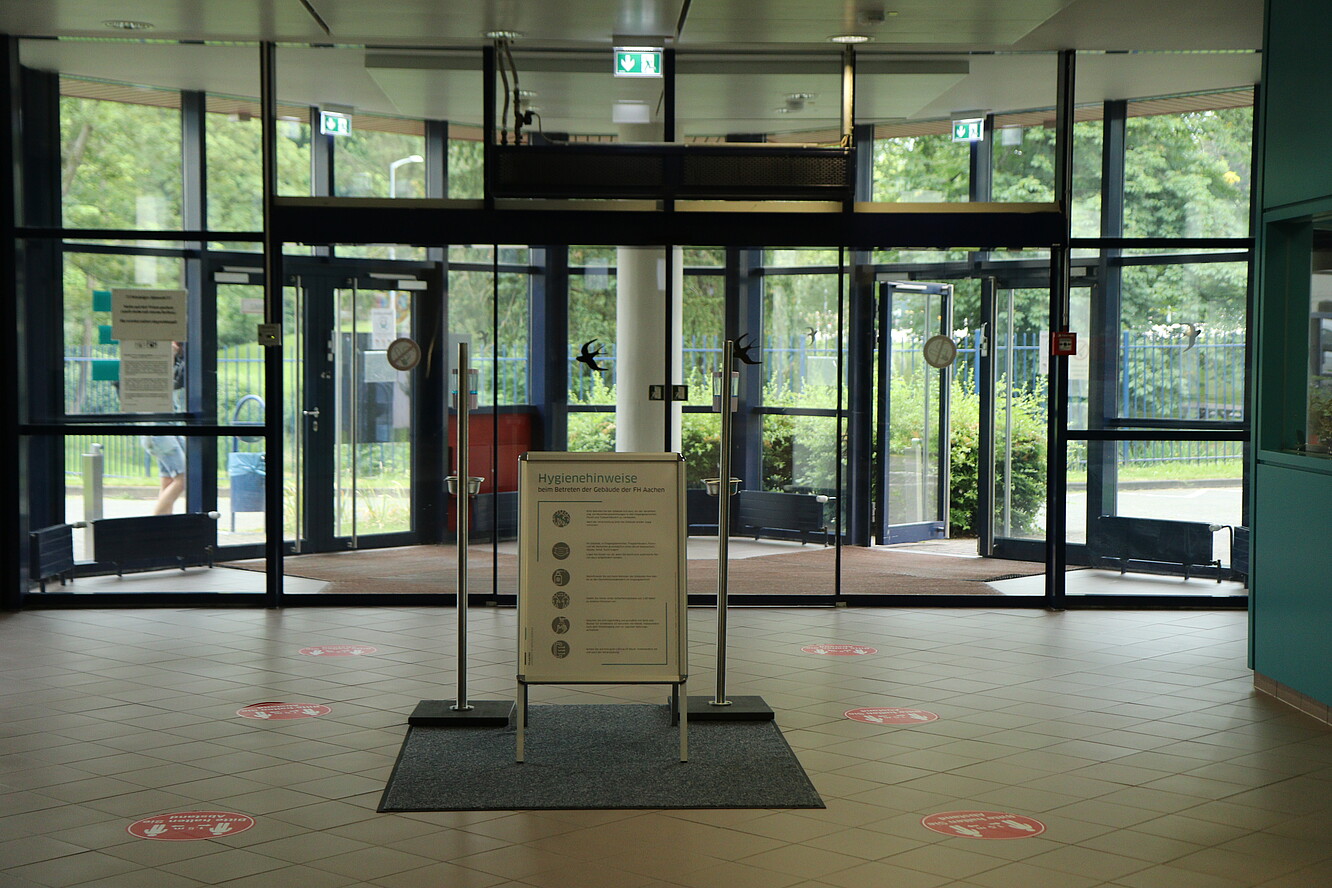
top-left (874, 281), bottom-right (952, 544)
top-left (986, 284), bottom-right (1049, 559)
top-left (289, 267), bottom-right (430, 554)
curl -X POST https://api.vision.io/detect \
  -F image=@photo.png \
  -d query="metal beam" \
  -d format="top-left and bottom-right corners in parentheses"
top-left (272, 203), bottom-right (1065, 251)
top-left (1045, 48), bottom-right (1076, 609)
top-left (260, 42), bottom-right (283, 607)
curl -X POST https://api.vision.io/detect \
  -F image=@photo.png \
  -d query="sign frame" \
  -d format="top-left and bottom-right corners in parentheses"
top-left (614, 47), bottom-right (663, 78)
top-left (516, 451), bottom-right (688, 762)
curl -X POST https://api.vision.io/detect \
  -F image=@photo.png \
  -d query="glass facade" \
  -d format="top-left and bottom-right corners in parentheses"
top-left (10, 38), bottom-right (1257, 606)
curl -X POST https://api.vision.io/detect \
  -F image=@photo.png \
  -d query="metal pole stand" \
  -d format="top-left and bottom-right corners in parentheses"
top-left (409, 341), bottom-right (513, 728)
top-left (685, 339), bottom-right (773, 723)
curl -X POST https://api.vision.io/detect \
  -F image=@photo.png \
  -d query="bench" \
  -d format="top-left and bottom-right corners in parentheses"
top-left (1088, 515), bottom-right (1220, 581)
top-left (735, 490), bottom-right (831, 545)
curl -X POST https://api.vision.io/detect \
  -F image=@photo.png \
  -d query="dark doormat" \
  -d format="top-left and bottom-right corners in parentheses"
top-left (378, 704), bottom-right (824, 811)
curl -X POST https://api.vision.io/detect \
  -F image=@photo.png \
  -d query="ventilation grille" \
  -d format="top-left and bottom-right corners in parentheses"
top-left (493, 144), bottom-right (851, 200)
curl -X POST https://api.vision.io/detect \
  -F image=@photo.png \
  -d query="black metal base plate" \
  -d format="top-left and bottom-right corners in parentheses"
top-left (409, 700), bottom-right (513, 727)
top-left (680, 695), bottom-right (775, 721)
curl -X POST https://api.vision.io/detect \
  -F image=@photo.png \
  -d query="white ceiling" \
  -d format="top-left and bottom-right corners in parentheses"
top-left (8, 0), bottom-right (1263, 134)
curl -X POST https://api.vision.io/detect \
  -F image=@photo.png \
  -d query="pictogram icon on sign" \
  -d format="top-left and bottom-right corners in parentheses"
top-left (922, 811), bottom-right (1046, 839)
top-left (386, 337), bottom-right (421, 371)
top-left (236, 702), bottom-right (331, 720)
top-left (128, 811), bottom-right (256, 841)
top-left (844, 707), bottom-right (939, 725)
top-left (801, 644), bottom-right (877, 656)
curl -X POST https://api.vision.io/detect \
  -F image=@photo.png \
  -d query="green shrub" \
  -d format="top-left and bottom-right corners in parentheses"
top-left (947, 381), bottom-right (1046, 536)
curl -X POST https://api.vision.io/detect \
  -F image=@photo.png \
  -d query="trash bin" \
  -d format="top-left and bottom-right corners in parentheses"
top-left (228, 394), bottom-right (267, 532)
top-left (227, 451), bottom-right (266, 531)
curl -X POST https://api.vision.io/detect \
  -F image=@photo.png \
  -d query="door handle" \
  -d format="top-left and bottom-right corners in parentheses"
top-left (303, 408), bottom-right (320, 418)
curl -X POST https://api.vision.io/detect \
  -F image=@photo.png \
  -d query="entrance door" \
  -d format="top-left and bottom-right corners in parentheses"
top-left (873, 281), bottom-right (952, 544)
top-left (981, 282), bottom-right (1049, 559)
top-left (287, 266), bottom-right (439, 553)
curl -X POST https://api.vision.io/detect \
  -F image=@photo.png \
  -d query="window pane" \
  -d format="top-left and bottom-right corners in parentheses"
top-left (61, 80), bottom-right (182, 230)
top-left (1118, 261), bottom-right (1247, 421)
top-left (332, 117), bottom-right (426, 197)
top-left (1124, 96), bottom-right (1253, 239)
top-left (63, 253), bottom-right (185, 416)
top-left (449, 135), bottom-right (484, 199)
top-left (208, 97), bottom-right (312, 228)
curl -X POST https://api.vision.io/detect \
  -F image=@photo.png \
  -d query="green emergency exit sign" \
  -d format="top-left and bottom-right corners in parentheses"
top-left (952, 118), bottom-right (984, 142)
top-left (614, 48), bottom-right (662, 78)
top-left (320, 110), bottom-right (352, 136)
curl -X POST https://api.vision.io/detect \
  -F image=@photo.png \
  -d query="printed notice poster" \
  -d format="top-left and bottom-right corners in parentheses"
top-left (518, 452), bottom-right (686, 685)
top-left (119, 339), bottom-right (175, 413)
top-left (370, 307), bottom-right (397, 350)
top-left (112, 288), bottom-right (187, 342)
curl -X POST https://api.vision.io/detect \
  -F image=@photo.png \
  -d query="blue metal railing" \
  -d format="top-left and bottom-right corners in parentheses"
top-left (62, 330), bottom-right (1247, 480)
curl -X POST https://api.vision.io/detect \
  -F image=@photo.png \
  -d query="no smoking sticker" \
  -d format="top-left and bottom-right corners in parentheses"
top-left (801, 644), bottom-right (877, 656)
top-left (128, 811), bottom-right (256, 841)
top-left (922, 811), bottom-right (1046, 839)
top-left (236, 702), bottom-right (331, 720)
top-left (299, 645), bottom-right (377, 657)
top-left (845, 707), bottom-right (939, 725)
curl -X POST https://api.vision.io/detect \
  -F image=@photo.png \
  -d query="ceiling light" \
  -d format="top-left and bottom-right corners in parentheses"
top-left (786, 93), bottom-right (816, 102)
top-left (103, 20), bottom-right (154, 31)
top-left (828, 34), bottom-right (872, 44)
top-left (484, 30), bottom-right (523, 40)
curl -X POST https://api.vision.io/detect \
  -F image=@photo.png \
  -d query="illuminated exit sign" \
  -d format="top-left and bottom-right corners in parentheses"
top-left (952, 118), bottom-right (984, 142)
top-left (320, 110), bottom-right (352, 136)
top-left (614, 47), bottom-right (662, 78)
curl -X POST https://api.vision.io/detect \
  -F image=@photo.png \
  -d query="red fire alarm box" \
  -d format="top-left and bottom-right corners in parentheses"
top-left (1050, 331), bottom-right (1078, 357)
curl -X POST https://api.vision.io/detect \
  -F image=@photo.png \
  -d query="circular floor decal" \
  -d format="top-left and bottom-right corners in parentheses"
top-left (236, 702), bottom-right (331, 720)
top-left (299, 645), bottom-right (377, 657)
top-left (128, 811), bottom-right (256, 841)
top-left (922, 811), bottom-right (1046, 839)
top-left (801, 644), bottom-right (877, 656)
top-left (845, 707), bottom-right (939, 725)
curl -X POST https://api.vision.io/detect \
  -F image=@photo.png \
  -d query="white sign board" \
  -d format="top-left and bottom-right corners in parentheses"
top-left (118, 340), bottom-right (175, 413)
top-left (518, 452), bottom-right (687, 685)
top-left (370, 307), bottom-right (396, 350)
top-left (111, 288), bottom-right (187, 342)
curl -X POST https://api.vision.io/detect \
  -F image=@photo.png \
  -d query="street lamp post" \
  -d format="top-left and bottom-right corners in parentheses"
top-left (387, 154), bottom-right (423, 259)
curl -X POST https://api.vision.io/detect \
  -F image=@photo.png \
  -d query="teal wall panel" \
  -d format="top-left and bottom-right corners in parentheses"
top-left (1252, 1), bottom-right (1332, 707)
top-left (1252, 462), bottom-right (1332, 704)
top-left (1263, 0), bottom-right (1332, 209)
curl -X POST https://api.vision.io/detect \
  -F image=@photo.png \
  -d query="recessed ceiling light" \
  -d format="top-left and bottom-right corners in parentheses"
top-left (103, 20), bottom-right (154, 31)
top-left (484, 30), bottom-right (523, 40)
top-left (828, 34), bottom-right (872, 44)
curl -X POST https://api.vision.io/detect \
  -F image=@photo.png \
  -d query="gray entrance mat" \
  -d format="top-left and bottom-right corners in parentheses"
top-left (378, 704), bottom-right (824, 811)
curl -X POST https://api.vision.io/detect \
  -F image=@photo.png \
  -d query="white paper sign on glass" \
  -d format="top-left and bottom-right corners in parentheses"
top-left (119, 340), bottom-right (175, 413)
top-left (111, 288), bottom-right (187, 342)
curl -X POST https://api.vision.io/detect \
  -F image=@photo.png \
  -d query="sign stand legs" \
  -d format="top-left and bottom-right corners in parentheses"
top-left (409, 341), bottom-right (512, 728)
top-left (686, 339), bottom-right (773, 722)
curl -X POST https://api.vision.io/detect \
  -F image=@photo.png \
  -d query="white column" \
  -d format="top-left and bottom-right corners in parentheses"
top-left (615, 246), bottom-right (683, 452)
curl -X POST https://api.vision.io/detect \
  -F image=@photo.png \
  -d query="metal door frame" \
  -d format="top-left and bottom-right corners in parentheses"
top-left (873, 279), bottom-right (953, 544)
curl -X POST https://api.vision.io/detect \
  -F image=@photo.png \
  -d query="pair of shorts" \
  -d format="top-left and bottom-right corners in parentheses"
top-left (141, 435), bottom-right (187, 478)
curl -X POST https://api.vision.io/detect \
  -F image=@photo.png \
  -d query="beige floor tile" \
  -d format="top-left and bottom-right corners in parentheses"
top-left (2, 606), bottom-right (1331, 888)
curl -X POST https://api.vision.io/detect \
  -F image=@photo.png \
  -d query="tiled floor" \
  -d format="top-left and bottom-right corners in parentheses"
top-left (2, 604), bottom-right (1330, 887)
